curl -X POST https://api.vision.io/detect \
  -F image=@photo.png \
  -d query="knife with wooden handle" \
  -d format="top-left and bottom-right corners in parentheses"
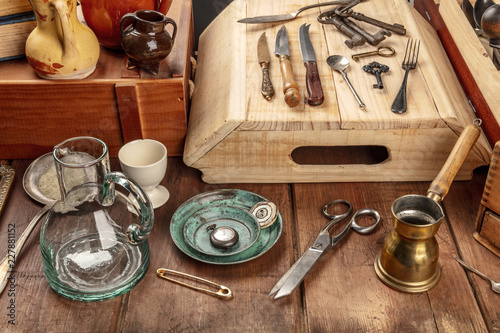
top-left (299, 23), bottom-right (324, 106)
top-left (274, 25), bottom-right (301, 107)
top-left (257, 32), bottom-right (274, 101)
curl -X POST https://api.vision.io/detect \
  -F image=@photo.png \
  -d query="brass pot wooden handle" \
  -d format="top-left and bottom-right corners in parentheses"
top-left (427, 119), bottom-right (482, 203)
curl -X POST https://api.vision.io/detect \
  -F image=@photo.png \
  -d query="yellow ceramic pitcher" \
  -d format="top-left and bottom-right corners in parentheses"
top-left (26, 0), bottom-right (100, 79)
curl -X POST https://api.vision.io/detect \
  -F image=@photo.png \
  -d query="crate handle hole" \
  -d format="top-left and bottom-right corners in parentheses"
top-left (291, 146), bottom-right (390, 165)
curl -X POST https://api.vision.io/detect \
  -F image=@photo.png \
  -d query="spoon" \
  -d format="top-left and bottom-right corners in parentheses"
top-left (454, 256), bottom-right (500, 293)
top-left (0, 155), bottom-right (57, 294)
top-left (327, 55), bottom-right (366, 109)
top-left (0, 203), bottom-right (53, 294)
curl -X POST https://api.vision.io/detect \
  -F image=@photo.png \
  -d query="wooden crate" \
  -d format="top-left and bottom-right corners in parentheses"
top-left (0, 0), bottom-right (194, 158)
top-left (183, 0), bottom-right (493, 183)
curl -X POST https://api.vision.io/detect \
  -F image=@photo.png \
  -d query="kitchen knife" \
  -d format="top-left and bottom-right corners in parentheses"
top-left (299, 24), bottom-right (324, 106)
top-left (274, 25), bottom-right (301, 107)
top-left (237, 0), bottom-right (353, 24)
top-left (257, 32), bottom-right (275, 101)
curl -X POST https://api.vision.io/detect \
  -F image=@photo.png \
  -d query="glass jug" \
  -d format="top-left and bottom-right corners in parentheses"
top-left (40, 137), bottom-right (154, 301)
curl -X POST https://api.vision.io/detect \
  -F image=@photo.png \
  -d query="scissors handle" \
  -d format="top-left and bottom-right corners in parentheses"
top-left (332, 208), bottom-right (380, 246)
top-left (321, 199), bottom-right (353, 233)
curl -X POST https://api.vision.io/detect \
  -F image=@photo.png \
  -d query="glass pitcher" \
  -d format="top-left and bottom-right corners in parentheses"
top-left (40, 137), bottom-right (154, 302)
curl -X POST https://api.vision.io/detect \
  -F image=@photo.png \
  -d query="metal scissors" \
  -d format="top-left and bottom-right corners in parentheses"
top-left (269, 199), bottom-right (380, 299)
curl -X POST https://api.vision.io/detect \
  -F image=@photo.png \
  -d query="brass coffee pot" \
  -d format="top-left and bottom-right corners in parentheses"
top-left (374, 120), bottom-right (482, 293)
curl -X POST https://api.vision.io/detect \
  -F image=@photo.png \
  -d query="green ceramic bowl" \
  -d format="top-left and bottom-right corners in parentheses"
top-left (183, 205), bottom-right (261, 257)
top-left (170, 189), bottom-right (282, 265)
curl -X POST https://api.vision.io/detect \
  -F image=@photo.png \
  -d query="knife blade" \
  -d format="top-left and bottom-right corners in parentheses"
top-left (274, 25), bottom-right (301, 107)
top-left (257, 32), bottom-right (275, 101)
top-left (299, 24), bottom-right (324, 106)
top-left (237, 0), bottom-right (353, 24)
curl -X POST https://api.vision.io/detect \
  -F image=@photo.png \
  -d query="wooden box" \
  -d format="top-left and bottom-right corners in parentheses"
top-left (0, 0), bottom-right (194, 158)
top-left (183, 0), bottom-right (493, 183)
top-left (475, 141), bottom-right (500, 257)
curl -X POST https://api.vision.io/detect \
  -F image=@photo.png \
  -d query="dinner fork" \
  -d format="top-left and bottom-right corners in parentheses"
top-left (391, 39), bottom-right (420, 114)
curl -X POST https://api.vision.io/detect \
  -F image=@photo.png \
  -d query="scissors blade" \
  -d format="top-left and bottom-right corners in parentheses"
top-left (271, 247), bottom-right (324, 299)
top-left (269, 252), bottom-right (306, 296)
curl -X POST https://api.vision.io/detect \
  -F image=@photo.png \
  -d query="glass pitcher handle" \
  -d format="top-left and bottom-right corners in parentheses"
top-left (102, 172), bottom-right (154, 244)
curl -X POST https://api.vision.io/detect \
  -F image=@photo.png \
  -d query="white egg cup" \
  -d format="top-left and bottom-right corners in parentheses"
top-left (119, 139), bottom-right (169, 209)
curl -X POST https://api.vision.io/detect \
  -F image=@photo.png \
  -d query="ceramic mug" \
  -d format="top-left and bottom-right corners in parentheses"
top-left (119, 139), bottom-right (169, 209)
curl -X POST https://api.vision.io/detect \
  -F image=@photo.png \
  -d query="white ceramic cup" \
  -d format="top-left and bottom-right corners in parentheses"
top-left (118, 139), bottom-right (169, 209)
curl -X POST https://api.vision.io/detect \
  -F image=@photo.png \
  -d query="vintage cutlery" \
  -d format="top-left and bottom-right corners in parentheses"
top-left (269, 199), bottom-right (380, 299)
top-left (454, 257), bottom-right (500, 293)
top-left (299, 23), bottom-right (324, 106)
top-left (327, 55), bottom-right (365, 109)
top-left (274, 25), bottom-right (301, 107)
top-left (237, 0), bottom-right (353, 24)
top-left (391, 39), bottom-right (420, 114)
top-left (0, 203), bottom-right (54, 294)
top-left (257, 32), bottom-right (275, 101)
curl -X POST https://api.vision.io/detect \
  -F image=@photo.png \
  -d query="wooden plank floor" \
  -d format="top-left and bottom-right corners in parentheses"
top-left (0, 157), bottom-right (498, 332)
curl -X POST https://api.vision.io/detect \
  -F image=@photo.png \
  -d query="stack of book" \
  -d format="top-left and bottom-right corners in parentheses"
top-left (0, 0), bottom-right (36, 61)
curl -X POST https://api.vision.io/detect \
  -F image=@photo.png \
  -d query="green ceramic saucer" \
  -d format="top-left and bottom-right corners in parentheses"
top-left (183, 205), bottom-right (261, 257)
top-left (170, 189), bottom-right (282, 265)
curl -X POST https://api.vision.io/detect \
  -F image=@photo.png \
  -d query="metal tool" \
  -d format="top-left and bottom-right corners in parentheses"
top-left (341, 18), bottom-right (391, 46)
top-left (320, 14), bottom-right (365, 48)
top-left (327, 55), bottom-right (365, 109)
top-left (299, 23), bottom-right (324, 106)
top-left (318, 5), bottom-right (405, 47)
top-left (454, 257), bottom-right (500, 293)
top-left (363, 62), bottom-right (389, 89)
top-left (337, 10), bottom-right (406, 35)
top-left (237, 0), bottom-right (354, 24)
top-left (351, 45), bottom-right (395, 62)
top-left (269, 199), bottom-right (380, 299)
top-left (257, 32), bottom-right (275, 101)
top-left (274, 25), bottom-right (301, 107)
top-left (156, 268), bottom-right (233, 299)
top-left (391, 39), bottom-right (420, 114)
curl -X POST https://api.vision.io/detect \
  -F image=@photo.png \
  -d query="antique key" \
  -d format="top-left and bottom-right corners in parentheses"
top-left (351, 45), bottom-right (395, 62)
top-left (362, 62), bottom-right (389, 89)
top-left (337, 9), bottom-right (407, 35)
top-left (341, 18), bottom-right (391, 46)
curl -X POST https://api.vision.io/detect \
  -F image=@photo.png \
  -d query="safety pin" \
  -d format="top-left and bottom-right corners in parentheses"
top-left (156, 268), bottom-right (233, 300)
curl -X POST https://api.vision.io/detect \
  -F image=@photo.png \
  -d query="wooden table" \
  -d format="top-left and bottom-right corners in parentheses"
top-left (0, 157), bottom-right (499, 332)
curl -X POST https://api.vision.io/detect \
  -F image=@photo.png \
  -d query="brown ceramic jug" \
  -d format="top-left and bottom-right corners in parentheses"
top-left (120, 10), bottom-right (177, 75)
top-left (80, 0), bottom-right (173, 49)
